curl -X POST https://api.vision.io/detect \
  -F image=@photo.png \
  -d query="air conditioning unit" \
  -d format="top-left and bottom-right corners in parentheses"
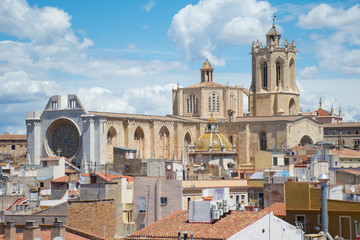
top-left (217, 201), bottom-right (223, 209)
top-left (223, 205), bottom-right (229, 213)
top-left (223, 199), bottom-right (228, 206)
top-left (212, 204), bottom-right (218, 211)
top-left (212, 210), bottom-right (220, 220)
top-left (219, 209), bottom-right (224, 216)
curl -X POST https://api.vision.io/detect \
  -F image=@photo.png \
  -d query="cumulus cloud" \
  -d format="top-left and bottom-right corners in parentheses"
top-left (297, 4), bottom-right (360, 75)
top-left (298, 66), bottom-right (318, 79)
top-left (77, 84), bottom-right (176, 116)
top-left (168, 0), bottom-right (275, 66)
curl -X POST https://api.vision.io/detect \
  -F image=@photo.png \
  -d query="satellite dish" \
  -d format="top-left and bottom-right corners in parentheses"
top-left (350, 186), bottom-right (356, 193)
top-left (166, 164), bottom-right (171, 170)
top-left (200, 166), bottom-right (205, 171)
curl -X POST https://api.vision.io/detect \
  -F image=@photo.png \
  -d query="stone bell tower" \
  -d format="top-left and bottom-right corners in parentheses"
top-left (249, 21), bottom-right (299, 117)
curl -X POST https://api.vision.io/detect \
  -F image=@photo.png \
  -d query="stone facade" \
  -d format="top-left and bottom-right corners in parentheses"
top-left (172, 60), bottom-right (248, 121)
top-left (25, 26), bottom-right (323, 170)
top-left (249, 25), bottom-right (299, 117)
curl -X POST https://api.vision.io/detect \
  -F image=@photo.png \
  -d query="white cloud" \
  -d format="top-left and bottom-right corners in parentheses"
top-left (168, 0), bottom-right (275, 66)
top-left (140, 1), bottom-right (156, 12)
top-left (297, 4), bottom-right (360, 75)
top-left (298, 66), bottom-right (318, 79)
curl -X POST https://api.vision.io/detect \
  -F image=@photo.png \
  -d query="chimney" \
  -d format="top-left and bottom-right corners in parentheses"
top-left (5, 221), bottom-right (16, 240)
top-left (23, 220), bottom-right (40, 240)
top-left (51, 221), bottom-right (65, 240)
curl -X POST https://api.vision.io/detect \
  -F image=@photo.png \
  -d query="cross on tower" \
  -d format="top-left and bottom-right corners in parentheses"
top-left (273, 15), bottom-right (276, 27)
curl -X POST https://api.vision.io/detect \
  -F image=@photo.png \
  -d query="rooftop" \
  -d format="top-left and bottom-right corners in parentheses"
top-left (128, 210), bottom-right (267, 239)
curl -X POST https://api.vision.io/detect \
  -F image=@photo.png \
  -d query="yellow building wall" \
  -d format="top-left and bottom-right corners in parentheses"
top-left (254, 151), bottom-right (272, 171)
top-left (285, 182), bottom-right (360, 237)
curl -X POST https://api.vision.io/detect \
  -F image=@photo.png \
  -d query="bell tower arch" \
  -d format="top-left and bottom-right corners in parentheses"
top-left (249, 20), bottom-right (300, 116)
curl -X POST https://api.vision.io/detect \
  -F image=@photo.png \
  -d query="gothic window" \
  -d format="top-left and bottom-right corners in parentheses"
top-left (276, 62), bottom-right (281, 87)
top-left (262, 62), bottom-right (268, 88)
top-left (187, 98), bottom-right (189, 113)
top-left (134, 127), bottom-right (145, 158)
top-left (187, 95), bottom-right (198, 114)
top-left (260, 132), bottom-right (267, 151)
top-left (208, 93), bottom-right (220, 113)
top-left (159, 126), bottom-right (170, 159)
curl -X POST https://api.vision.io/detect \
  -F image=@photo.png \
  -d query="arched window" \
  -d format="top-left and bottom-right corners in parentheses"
top-left (260, 132), bottom-right (267, 151)
top-left (208, 93), bottom-right (220, 113)
top-left (262, 62), bottom-right (268, 88)
top-left (289, 98), bottom-right (296, 115)
top-left (276, 62), bottom-right (281, 87)
top-left (134, 127), bottom-right (145, 158)
top-left (159, 126), bottom-right (170, 159)
top-left (186, 95), bottom-right (198, 114)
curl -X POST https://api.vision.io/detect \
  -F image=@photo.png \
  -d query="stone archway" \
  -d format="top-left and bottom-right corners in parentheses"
top-left (300, 135), bottom-right (313, 146)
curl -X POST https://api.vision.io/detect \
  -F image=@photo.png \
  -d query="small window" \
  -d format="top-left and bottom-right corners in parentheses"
top-left (11, 145), bottom-right (15, 150)
top-left (139, 223), bottom-right (145, 230)
top-left (40, 182), bottom-right (44, 188)
top-left (42, 218), bottom-right (45, 224)
top-left (139, 197), bottom-right (146, 213)
top-left (241, 195), bottom-right (245, 203)
top-left (273, 157), bottom-right (278, 166)
top-left (160, 197), bottom-right (167, 206)
top-left (284, 158), bottom-right (289, 166)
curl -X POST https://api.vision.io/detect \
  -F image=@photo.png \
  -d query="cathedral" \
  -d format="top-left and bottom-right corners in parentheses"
top-left (25, 25), bottom-right (323, 171)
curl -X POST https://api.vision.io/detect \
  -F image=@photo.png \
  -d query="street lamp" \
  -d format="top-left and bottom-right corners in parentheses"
top-left (318, 174), bottom-right (333, 240)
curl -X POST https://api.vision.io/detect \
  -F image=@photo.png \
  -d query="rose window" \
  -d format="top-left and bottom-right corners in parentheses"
top-left (50, 123), bottom-right (80, 159)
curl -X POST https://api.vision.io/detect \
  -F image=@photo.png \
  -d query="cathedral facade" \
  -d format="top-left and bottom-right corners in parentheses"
top-left (26, 25), bottom-right (323, 170)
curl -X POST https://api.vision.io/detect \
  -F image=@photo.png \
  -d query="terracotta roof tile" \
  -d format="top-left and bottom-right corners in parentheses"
top-left (129, 210), bottom-right (267, 239)
top-left (0, 134), bottom-right (26, 141)
top-left (261, 202), bottom-right (286, 217)
top-left (331, 148), bottom-right (360, 157)
top-left (94, 172), bottom-right (134, 182)
top-left (337, 169), bottom-right (360, 176)
top-left (52, 176), bottom-right (69, 183)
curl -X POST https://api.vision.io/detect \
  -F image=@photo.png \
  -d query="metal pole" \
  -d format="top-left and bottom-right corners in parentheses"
top-left (321, 182), bottom-right (328, 234)
top-left (354, 220), bottom-right (358, 239)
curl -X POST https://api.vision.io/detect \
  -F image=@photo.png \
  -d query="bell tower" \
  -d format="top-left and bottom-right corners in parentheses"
top-left (249, 19), bottom-right (299, 117)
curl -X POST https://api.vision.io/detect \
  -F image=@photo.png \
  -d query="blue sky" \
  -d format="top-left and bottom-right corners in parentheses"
top-left (0, 0), bottom-right (360, 133)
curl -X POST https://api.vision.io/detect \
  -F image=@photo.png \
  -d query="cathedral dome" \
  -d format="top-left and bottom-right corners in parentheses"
top-left (193, 117), bottom-right (233, 152)
top-left (194, 132), bottom-right (232, 152)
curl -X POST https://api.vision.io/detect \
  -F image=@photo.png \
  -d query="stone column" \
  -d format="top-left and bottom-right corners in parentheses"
top-left (245, 123), bottom-right (250, 164)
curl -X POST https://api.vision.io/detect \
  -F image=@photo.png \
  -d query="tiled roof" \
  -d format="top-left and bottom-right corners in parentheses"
top-left (185, 81), bottom-right (228, 89)
top-left (261, 203), bottom-right (286, 217)
top-left (94, 172), bottom-right (134, 182)
top-left (331, 148), bottom-right (360, 157)
top-left (314, 108), bottom-right (331, 116)
top-left (52, 176), bottom-right (70, 183)
top-left (0, 134), bottom-right (26, 140)
top-left (337, 169), bottom-right (360, 176)
top-left (324, 122), bottom-right (360, 128)
top-left (129, 210), bottom-right (267, 239)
